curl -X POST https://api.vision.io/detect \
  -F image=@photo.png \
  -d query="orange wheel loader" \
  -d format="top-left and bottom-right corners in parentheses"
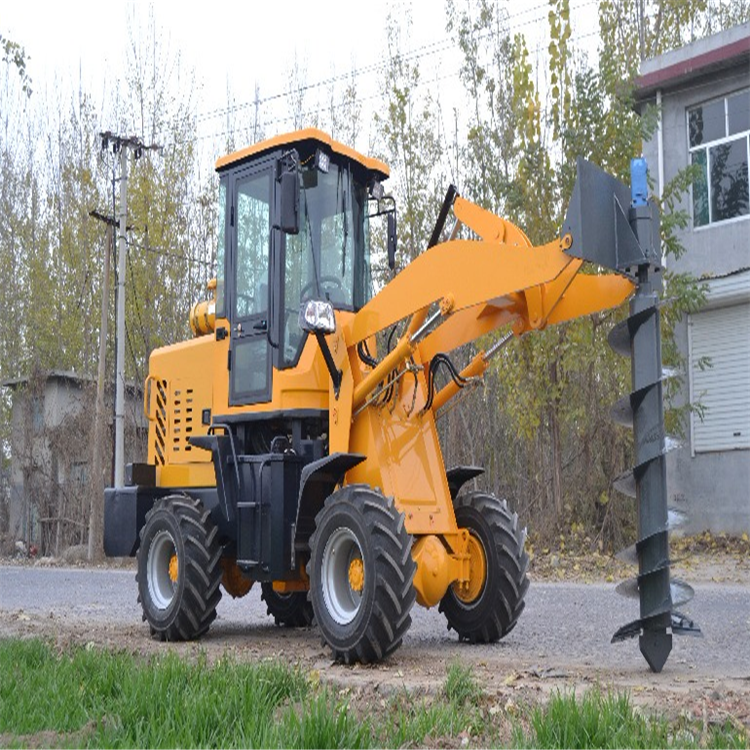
top-left (104, 128), bottom-right (637, 664)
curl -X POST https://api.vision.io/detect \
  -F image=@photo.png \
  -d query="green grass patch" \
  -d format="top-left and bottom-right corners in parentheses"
top-left (0, 638), bottom-right (327, 748)
top-left (444, 659), bottom-right (482, 706)
top-left (515, 687), bottom-right (749, 750)
top-left (380, 690), bottom-right (477, 748)
top-left (515, 688), bottom-right (669, 748)
top-left (0, 638), bottom-right (747, 749)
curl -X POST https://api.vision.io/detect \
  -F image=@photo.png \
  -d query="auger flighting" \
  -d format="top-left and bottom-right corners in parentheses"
top-left (609, 158), bottom-right (703, 671)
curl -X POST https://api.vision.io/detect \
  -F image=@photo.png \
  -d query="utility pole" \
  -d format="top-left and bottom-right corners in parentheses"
top-left (115, 138), bottom-right (127, 490)
top-left (99, 132), bottom-right (160, 489)
top-left (87, 211), bottom-right (114, 560)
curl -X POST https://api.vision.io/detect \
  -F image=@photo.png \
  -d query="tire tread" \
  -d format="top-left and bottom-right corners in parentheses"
top-left (308, 484), bottom-right (416, 664)
top-left (439, 491), bottom-right (529, 643)
top-left (136, 494), bottom-right (222, 642)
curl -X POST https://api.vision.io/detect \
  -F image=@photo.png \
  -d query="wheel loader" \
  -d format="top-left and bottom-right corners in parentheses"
top-left (104, 128), bottom-right (692, 669)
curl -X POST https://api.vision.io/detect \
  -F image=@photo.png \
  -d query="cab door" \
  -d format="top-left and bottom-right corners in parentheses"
top-left (229, 165), bottom-right (274, 406)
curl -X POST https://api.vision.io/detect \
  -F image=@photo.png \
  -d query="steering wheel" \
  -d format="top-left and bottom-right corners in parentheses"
top-left (299, 276), bottom-right (343, 302)
top-left (235, 292), bottom-right (255, 316)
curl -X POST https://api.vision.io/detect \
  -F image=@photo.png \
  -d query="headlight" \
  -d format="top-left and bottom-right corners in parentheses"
top-left (315, 149), bottom-right (330, 174)
top-left (299, 300), bottom-right (336, 334)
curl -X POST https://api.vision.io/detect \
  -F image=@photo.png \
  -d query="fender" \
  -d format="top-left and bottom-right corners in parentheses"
top-left (446, 465), bottom-right (484, 500)
top-left (295, 452), bottom-right (366, 542)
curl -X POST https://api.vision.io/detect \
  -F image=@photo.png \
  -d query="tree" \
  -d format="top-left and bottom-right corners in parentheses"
top-left (374, 10), bottom-right (447, 272)
top-left (0, 32), bottom-right (32, 97)
top-left (325, 70), bottom-right (362, 151)
top-left (440, 0), bottom-right (747, 545)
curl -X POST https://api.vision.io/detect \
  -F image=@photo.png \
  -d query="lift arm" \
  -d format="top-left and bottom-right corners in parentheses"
top-left (345, 192), bottom-right (634, 416)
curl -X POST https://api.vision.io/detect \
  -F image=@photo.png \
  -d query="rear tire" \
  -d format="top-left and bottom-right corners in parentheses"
top-left (261, 583), bottom-right (314, 627)
top-left (439, 491), bottom-right (529, 643)
top-left (308, 485), bottom-right (416, 664)
top-left (136, 494), bottom-right (223, 641)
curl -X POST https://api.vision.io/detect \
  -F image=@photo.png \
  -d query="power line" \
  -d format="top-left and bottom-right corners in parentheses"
top-left (127, 236), bottom-right (214, 268)
top-left (158, 27), bottom-right (603, 155)
top-left (160, 26), bottom-right (597, 154)
top-left (151, 0), bottom-right (599, 146)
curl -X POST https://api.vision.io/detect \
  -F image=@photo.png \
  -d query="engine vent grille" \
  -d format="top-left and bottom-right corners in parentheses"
top-left (171, 387), bottom-right (195, 454)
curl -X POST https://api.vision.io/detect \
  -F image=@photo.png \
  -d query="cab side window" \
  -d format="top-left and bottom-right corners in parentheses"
top-left (235, 173), bottom-right (271, 320)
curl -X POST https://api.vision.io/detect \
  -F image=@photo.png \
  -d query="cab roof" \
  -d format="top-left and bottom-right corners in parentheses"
top-left (215, 127), bottom-right (390, 180)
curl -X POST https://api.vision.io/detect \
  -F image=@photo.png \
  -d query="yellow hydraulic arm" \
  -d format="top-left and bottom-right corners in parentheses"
top-left (336, 191), bottom-right (633, 431)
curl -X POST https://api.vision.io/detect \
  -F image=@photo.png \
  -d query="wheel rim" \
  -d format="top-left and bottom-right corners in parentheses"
top-left (453, 532), bottom-right (487, 605)
top-left (147, 529), bottom-right (178, 610)
top-left (321, 527), bottom-right (364, 625)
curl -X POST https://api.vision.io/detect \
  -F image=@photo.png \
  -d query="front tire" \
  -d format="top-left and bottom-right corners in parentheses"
top-left (136, 494), bottom-right (223, 641)
top-left (439, 492), bottom-right (529, 643)
top-left (261, 583), bottom-right (314, 627)
top-left (308, 485), bottom-right (416, 664)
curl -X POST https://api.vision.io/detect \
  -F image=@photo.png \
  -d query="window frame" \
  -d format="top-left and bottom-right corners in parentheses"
top-left (228, 161), bottom-right (275, 407)
top-left (687, 88), bottom-right (750, 231)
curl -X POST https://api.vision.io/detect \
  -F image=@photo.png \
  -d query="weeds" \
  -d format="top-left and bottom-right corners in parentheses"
top-left (515, 688), bottom-right (669, 748)
top-left (0, 639), bottom-right (747, 749)
top-left (515, 687), bottom-right (748, 750)
top-left (444, 659), bottom-right (482, 706)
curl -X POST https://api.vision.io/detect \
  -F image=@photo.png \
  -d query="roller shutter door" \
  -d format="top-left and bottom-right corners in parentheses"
top-left (690, 303), bottom-right (750, 452)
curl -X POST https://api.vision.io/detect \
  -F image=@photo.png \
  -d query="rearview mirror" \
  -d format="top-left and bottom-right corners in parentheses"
top-left (278, 153), bottom-right (300, 235)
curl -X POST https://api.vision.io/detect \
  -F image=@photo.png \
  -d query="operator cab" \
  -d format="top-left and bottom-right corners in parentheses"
top-left (213, 129), bottom-right (395, 406)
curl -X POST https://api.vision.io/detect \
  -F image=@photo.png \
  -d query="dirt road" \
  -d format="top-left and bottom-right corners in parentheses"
top-left (2, 556), bottom-right (748, 726)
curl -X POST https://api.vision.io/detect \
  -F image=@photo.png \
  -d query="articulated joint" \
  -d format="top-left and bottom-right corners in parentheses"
top-left (411, 531), bottom-right (470, 608)
top-left (273, 563), bottom-right (309, 593)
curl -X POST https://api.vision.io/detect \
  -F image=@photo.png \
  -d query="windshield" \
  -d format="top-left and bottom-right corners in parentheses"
top-left (282, 160), bottom-right (372, 365)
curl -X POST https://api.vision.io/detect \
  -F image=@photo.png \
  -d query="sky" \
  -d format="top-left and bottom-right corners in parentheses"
top-left (2, 0), bottom-right (601, 160)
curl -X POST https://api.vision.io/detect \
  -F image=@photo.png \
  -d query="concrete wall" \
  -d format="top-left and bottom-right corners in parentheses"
top-left (667, 281), bottom-right (750, 535)
top-left (668, 433), bottom-right (750, 534)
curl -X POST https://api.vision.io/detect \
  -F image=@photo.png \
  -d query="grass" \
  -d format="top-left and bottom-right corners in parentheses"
top-left (444, 659), bottom-right (482, 706)
top-left (515, 688), bottom-right (669, 748)
top-left (0, 638), bottom-right (747, 749)
top-left (0, 638), bottom-right (313, 748)
top-left (513, 688), bottom-right (749, 750)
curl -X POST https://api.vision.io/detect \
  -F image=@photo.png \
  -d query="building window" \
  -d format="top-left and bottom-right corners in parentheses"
top-left (688, 89), bottom-right (750, 228)
top-left (69, 462), bottom-right (89, 487)
top-left (31, 398), bottom-right (44, 433)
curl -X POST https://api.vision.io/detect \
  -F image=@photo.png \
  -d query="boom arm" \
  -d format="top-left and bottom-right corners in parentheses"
top-left (344, 191), bottom-right (633, 414)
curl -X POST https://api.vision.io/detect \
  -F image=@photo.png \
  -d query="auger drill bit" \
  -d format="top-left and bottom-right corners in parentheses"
top-left (613, 267), bottom-right (675, 670)
top-left (611, 159), bottom-right (702, 671)
top-left (561, 156), bottom-right (701, 673)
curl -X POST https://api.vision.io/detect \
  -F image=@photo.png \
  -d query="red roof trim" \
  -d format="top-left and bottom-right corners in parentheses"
top-left (636, 35), bottom-right (750, 92)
